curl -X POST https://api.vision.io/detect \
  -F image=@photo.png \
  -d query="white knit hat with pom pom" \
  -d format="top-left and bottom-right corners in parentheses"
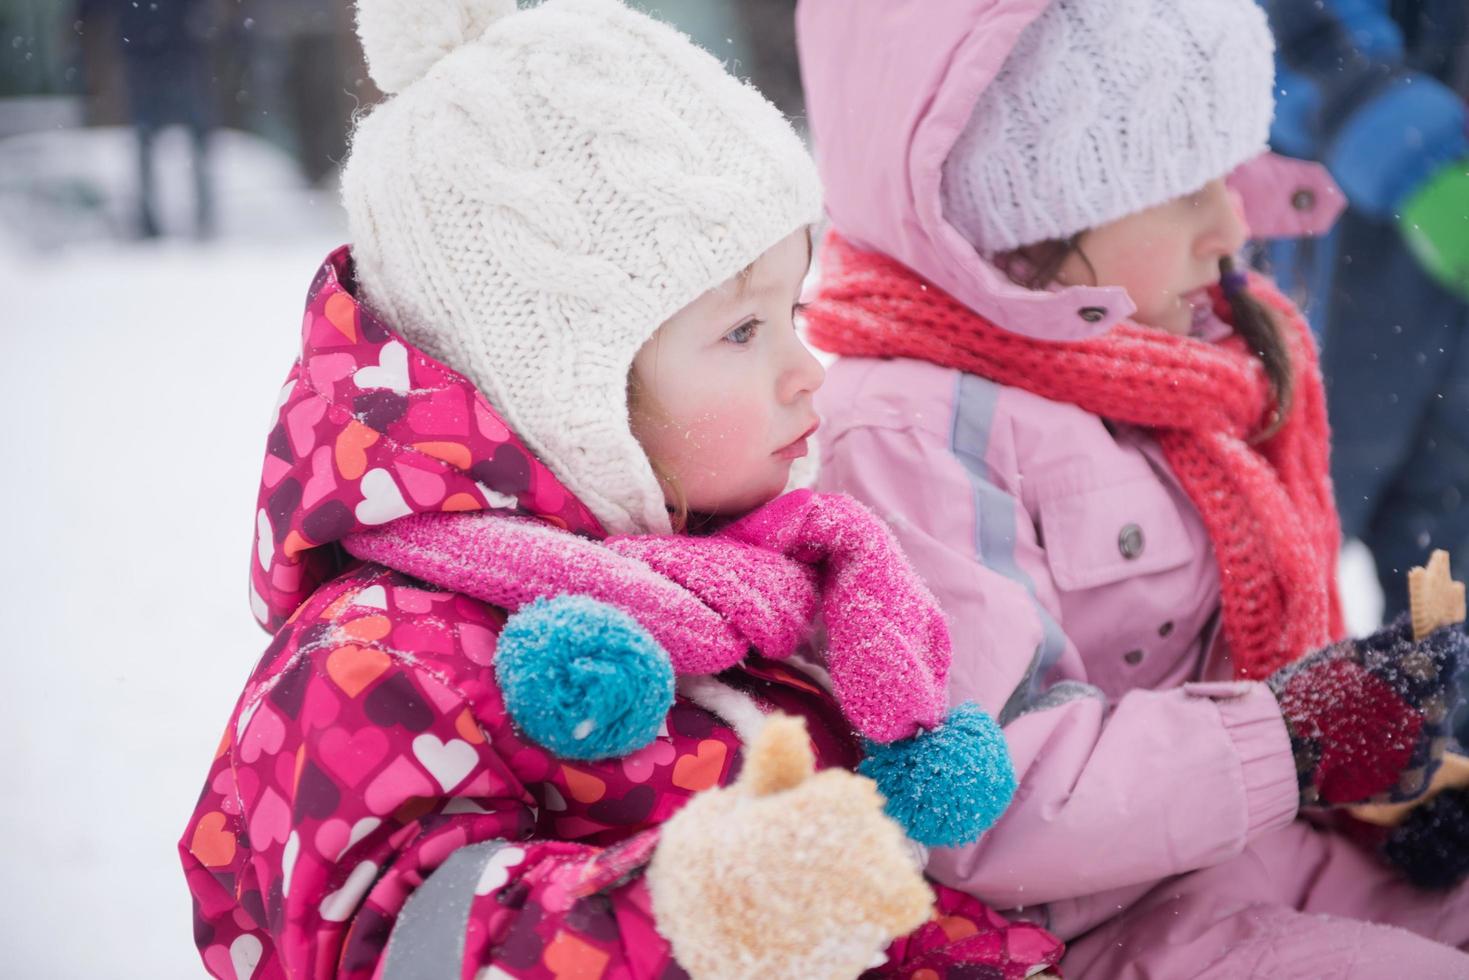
top-left (342, 0), bottom-right (822, 534)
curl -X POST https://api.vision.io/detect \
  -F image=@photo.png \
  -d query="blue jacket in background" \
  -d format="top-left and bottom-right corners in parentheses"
top-left (1260, 0), bottom-right (1469, 619)
top-left (1265, 0), bottom-right (1467, 219)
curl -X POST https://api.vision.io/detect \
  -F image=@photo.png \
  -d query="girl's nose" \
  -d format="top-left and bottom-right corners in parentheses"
top-left (1196, 180), bottom-right (1249, 261)
top-left (780, 335), bottom-right (826, 404)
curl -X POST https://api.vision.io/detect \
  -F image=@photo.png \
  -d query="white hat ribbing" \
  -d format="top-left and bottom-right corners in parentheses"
top-left (941, 0), bottom-right (1276, 254)
top-left (342, 0), bottom-right (823, 534)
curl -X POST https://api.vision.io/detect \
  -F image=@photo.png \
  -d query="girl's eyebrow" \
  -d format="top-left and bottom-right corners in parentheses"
top-left (733, 261), bottom-right (757, 298)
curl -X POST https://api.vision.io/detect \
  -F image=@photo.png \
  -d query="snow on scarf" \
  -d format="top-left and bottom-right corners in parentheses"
top-left (342, 488), bottom-right (951, 742)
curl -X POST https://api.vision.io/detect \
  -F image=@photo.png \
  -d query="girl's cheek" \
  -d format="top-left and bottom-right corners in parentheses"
top-left (1131, 261), bottom-right (1180, 314)
top-left (685, 398), bottom-right (769, 475)
top-left (684, 403), bottom-right (758, 460)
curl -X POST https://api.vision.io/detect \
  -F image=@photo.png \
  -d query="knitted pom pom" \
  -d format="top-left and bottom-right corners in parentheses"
top-left (356, 0), bottom-right (516, 94)
top-left (858, 702), bottom-right (1017, 849)
top-left (496, 595), bottom-right (674, 761)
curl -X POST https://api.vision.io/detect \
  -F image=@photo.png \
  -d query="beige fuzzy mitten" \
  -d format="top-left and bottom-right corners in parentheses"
top-left (647, 714), bottom-right (934, 980)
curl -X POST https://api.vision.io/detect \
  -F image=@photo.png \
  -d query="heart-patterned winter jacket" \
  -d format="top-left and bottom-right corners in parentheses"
top-left (178, 248), bottom-right (1064, 980)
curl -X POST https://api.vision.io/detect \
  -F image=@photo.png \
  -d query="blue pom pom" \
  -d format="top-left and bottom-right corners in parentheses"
top-left (858, 702), bottom-right (1017, 848)
top-left (495, 595), bottom-right (674, 761)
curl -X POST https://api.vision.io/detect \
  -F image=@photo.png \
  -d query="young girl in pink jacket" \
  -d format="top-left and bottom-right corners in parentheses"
top-left (178, 0), bottom-right (1062, 977)
top-left (796, 0), bottom-right (1469, 975)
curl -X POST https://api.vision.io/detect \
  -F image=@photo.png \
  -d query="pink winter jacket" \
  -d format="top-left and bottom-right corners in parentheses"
top-left (178, 249), bottom-right (1064, 980)
top-left (797, 0), bottom-right (1345, 941)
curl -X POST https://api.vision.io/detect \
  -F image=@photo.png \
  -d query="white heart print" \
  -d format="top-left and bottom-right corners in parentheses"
top-left (256, 509), bottom-right (274, 571)
top-left (474, 846), bottom-right (527, 895)
top-left (319, 860), bottom-right (379, 922)
top-left (353, 341), bottom-right (411, 393)
top-left (352, 585), bottom-right (388, 609)
top-left (412, 734), bottom-right (478, 791)
top-left (356, 469), bottom-right (413, 525)
top-left (230, 934), bottom-right (263, 980)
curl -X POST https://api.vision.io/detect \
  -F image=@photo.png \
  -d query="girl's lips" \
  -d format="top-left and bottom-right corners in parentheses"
top-left (774, 422), bottom-right (820, 460)
top-left (1184, 287), bottom-right (1215, 330)
top-left (775, 439), bottom-right (809, 461)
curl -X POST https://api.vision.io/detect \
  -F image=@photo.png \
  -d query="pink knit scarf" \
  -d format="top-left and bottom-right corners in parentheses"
top-left (344, 489), bottom-right (951, 743)
top-left (806, 233), bottom-right (1344, 680)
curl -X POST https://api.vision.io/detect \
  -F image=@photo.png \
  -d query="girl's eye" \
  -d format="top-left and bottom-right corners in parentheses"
top-left (725, 319), bottom-right (761, 345)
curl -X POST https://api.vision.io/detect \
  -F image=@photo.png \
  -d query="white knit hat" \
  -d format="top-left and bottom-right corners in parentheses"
top-left (341, 0), bottom-right (823, 534)
top-left (941, 0), bottom-right (1276, 254)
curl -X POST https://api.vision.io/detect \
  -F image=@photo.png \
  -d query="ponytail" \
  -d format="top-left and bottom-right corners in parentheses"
top-left (1220, 256), bottom-right (1294, 442)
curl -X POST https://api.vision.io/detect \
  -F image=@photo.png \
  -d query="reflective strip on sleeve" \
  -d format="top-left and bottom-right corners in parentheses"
top-left (381, 839), bottom-right (509, 980)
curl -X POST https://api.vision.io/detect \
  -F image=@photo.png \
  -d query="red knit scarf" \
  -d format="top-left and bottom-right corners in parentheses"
top-left (807, 233), bottom-right (1345, 680)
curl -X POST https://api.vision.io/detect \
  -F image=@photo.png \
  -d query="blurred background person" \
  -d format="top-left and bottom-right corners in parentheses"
top-left (232, 0), bottom-right (351, 185)
top-left (1261, 0), bottom-right (1469, 621)
top-left (78, 0), bottom-right (219, 238)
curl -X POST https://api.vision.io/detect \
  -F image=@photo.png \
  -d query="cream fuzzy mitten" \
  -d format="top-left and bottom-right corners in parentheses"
top-left (647, 715), bottom-right (934, 979)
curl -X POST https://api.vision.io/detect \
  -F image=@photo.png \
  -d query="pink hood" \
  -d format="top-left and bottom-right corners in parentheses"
top-left (794, 0), bottom-right (1345, 342)
top-left (250, 247), bottom-right (602, 630)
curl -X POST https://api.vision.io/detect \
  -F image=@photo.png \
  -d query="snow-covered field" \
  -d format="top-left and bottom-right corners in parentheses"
top-left (2, 236), bottom-right (344, 978)
top-left (0, 128), bottom-right (1385, 979)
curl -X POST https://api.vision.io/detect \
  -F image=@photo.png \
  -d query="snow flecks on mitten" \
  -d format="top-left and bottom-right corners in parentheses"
top-left (1268, 614), bottom-right (1468, 807)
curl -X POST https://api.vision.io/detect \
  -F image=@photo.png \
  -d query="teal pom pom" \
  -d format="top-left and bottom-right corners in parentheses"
top-left (495, 595), bottom-right (674, 761)
top-left (858, 702), bottom-right (1017, 848)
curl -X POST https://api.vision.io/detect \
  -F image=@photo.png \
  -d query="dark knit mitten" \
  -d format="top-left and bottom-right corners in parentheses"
top-left (1381, 786), bottom-right (1469, 889)
top-left (1267, 615), bottom-right (1468, 807)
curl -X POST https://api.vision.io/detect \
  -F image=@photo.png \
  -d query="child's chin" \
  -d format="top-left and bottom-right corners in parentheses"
top-left (686, 479), bottom-right (787, 519)
top-left (1141, 306), bottom-right (1194, 337)
top-left (736, 484), bottom-right (789, 514)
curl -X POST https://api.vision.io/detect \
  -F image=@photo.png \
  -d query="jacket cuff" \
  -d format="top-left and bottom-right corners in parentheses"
top-left (1186, 681), bottom-right (1300, 841)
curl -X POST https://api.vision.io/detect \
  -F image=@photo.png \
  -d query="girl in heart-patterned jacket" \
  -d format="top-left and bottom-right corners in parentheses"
top-left (177, 1), bottom-right (1063, 978)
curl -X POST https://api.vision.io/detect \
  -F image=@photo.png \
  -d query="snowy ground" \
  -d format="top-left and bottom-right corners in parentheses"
top-left (0, 128), bottom-right (1386, 979)
top-left (2, 236), bottom-right (345, 978)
